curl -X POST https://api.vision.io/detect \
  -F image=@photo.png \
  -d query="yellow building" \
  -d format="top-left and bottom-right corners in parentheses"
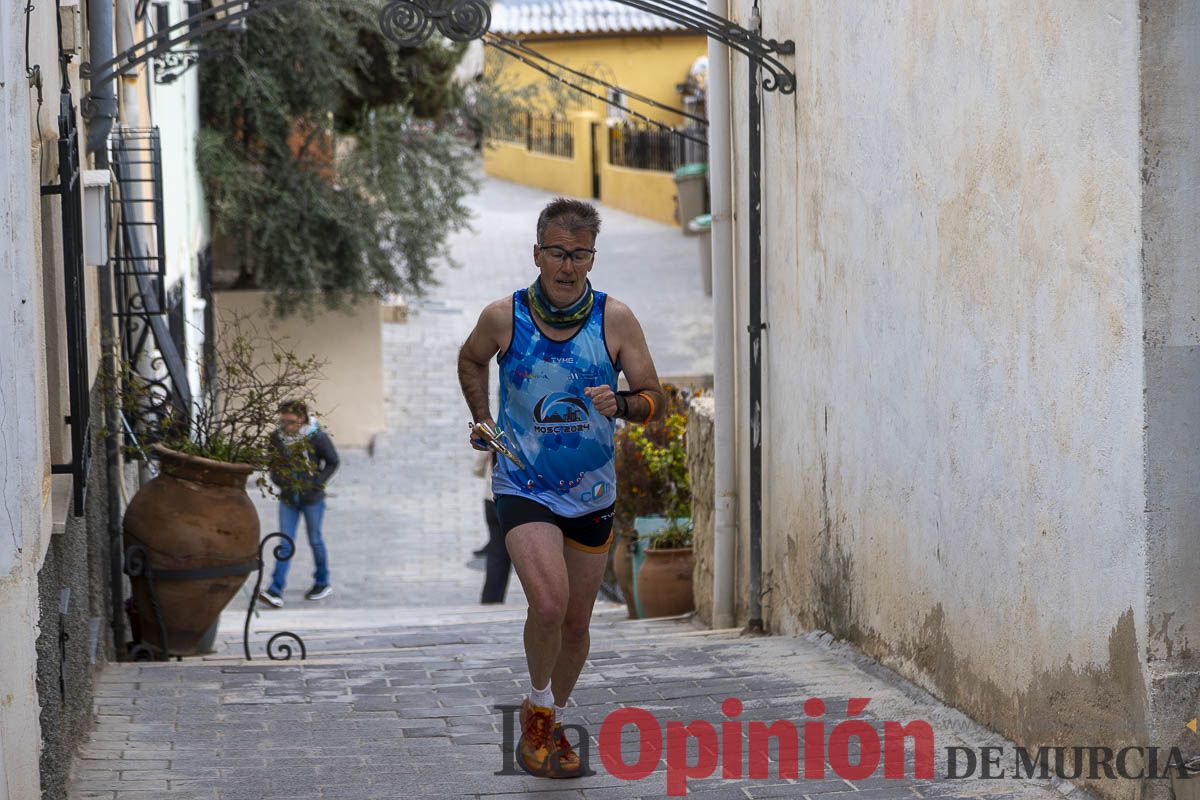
top-left (484, 0), bottom-right (708, 226)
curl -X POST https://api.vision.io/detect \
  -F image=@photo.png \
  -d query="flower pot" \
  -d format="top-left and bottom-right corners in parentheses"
top-left (636, 547), bottom-right (695, 619)
top-left (630, 516), bottom-right (688, 619)
top-left (122, 444), bottom-right (259, 657)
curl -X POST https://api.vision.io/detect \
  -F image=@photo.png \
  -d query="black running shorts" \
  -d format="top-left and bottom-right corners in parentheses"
top-left (495, 495), bottom-right (616, 554)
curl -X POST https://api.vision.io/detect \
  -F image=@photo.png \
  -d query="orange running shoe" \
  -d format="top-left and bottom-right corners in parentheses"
top-left (548, 722), bottom-right (587, 778)
top-left (517, 698), bottom-right (556, 776)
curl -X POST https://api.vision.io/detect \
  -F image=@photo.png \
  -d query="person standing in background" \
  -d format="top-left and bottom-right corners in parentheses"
top-left (259, 400), bottom-right (340, 608)
top-left (477, 450), bottom-right (512, 603)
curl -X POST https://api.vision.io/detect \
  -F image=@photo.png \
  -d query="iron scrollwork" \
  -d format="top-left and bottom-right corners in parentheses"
top-left (123, 534), bottom-right (306, 662)
top-left (265, 632), bottom-right (307, 661)
top-left (378, 0), bottom-right (795, 94)
top-left (152, 49), bottom-right (201, 84)
top-left (87, 0), bottom-right (794, 96)
top-left (243, 533), bottom-right (307, 661)
top-left (379, 0), bottom-right (491, 47)
top-left (110, 128), bottom-right (193, 449)
top-left (123, 543), bottom-right (172, 661)
top-left (609, 0), bottom-right (796, 94)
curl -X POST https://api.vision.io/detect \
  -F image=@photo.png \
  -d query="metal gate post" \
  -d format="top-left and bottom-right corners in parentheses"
top-left (746, 6), bottom-right (765, 634)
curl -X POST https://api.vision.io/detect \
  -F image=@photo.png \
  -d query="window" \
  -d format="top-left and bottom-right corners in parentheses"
top-left (606, 89), bottom-right (627, 122)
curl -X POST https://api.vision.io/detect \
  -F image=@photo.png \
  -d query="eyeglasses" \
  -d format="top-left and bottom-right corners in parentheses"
top-left (537, 245), bottom-right (596, 266)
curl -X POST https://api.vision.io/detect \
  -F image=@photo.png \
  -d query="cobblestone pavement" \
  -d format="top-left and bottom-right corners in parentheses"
top-left (69, 178), bottom-right (1069, 800)
top-left (72, 607), bottom-right (1068, 800)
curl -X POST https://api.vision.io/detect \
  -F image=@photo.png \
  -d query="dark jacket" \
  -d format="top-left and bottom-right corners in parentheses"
top-left (269, 423), bottom-right (339, 506)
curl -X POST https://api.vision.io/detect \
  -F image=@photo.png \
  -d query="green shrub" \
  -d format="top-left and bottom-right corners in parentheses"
top-left (197, 0), bottom-right (478, 315)
top-left (107, 315), bottom-right (323, 497)
top-left (614, 385), bottom-right (696, 547)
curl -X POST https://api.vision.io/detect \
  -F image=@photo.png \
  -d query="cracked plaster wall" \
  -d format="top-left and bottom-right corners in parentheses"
top-left (1141, 0), bottom-right (1200, 767)
top-left (721, 3), bottom-right (1198, 798)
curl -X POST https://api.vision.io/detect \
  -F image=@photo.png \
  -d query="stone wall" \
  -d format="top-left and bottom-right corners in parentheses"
top-left (36, 414), bottom-right (121, 800)
top-left (1140, 0), bottom-right (1200, 763)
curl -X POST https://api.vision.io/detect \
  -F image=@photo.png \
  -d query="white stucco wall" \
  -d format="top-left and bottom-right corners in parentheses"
top-left (1, 1), bottom-right (55, 796)
top-left (212, 291), bottom-right (386, 450)
top-left (152, 13), bottom-right (211, 408)
top-left (726, 0), bottom-right (1151, 758)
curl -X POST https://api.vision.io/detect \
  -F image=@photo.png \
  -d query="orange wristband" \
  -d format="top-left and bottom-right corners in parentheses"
top-left (636, 391), bottom-right (656, 424)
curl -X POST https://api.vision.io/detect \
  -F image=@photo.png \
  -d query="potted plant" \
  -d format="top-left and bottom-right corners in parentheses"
top-left (614, 386), bottom-right (696, 619)
top-left (113, 316), bottom-right (322, 656)
top-left (638, 518), bottom-right (696, 618)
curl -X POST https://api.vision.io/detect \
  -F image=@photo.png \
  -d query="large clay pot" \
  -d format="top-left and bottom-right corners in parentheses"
top-left (636, 547), bottom-right (695, 619)
top-left (123, 444), bottom-right (259, 656)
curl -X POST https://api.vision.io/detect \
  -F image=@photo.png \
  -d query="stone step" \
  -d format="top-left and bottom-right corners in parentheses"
top-left (212, 603), bottom-right (675, 665)
top-left (79, 607), bottom-right (1070, 800)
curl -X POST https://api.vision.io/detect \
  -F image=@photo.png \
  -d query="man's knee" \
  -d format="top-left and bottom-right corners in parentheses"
top-left (528, 592), bottom-right (568, 628)
top-left (561, 614), bottom-right (591, 643)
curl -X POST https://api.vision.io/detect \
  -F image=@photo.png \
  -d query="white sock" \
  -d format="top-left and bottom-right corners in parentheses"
top-left (555, 704), bottom-right (567, 724)
top-left (529, 682), bottom-right (554, 709)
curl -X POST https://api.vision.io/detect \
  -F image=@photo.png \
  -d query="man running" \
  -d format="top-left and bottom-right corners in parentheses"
top-left (457, 198), bottom-right (664, 778)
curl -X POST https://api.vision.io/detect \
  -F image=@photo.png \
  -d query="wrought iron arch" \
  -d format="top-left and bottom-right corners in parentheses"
top-left (378, 0), bottom-right (794, 93)
top-left (83, 0), bottom-right (794, 97)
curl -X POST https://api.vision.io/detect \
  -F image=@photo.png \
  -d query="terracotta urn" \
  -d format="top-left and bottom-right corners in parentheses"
top-left (122, 444), bottom-right (259, 656)
top-left (636, 547), bottom-right (695, 619)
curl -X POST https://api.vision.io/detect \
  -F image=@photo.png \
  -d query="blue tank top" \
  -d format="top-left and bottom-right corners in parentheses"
top-left (492, 288), bottom-right (619, 517)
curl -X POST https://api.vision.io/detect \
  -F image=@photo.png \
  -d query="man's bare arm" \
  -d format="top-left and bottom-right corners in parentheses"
top-left (607, 299), bottom-right (665, 424)
top-left (457, 299), bottom-right (510, 424)
top-left (458, 346), bottom-right (492, 424)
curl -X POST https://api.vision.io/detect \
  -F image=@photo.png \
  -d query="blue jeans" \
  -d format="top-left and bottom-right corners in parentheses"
top-left (270, 499), bottom-right (329, 593)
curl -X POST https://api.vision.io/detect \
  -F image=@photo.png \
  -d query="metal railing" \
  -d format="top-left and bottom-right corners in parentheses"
top-left (110, 128), bottom-right (193, 437)
top-left (111, 130), bottom-right (167, 318)
top-left (608, 121), bottom-right (705, 173)
top-left (495, 112), bottom-right (529, 145)
top-left (44, 92), bottom-right (91, 516)
top-left (495, 112), bottom-right (574, 158)
top-left (527, 115), bottom-right (573, 158)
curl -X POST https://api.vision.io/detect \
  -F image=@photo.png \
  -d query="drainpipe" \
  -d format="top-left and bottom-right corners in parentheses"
top-left (745, 5), bottom-right (764, 634)
top-left (98, 243), bottom-right (128, 656)
top-left (708, 0), bottom-right (737, 630)
top-left (86, 0), bottom-right (116, 157)
top-left (92, 0), bottom-right (126, 654)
